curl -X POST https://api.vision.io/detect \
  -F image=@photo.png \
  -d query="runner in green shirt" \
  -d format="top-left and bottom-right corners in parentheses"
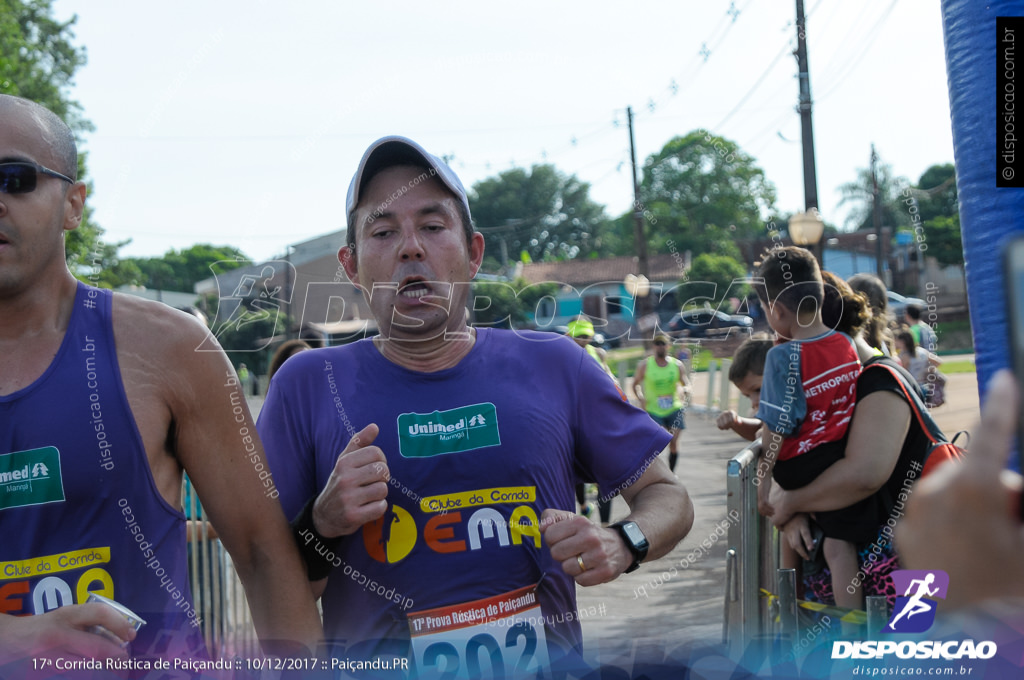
top-left (631, 334), bottom-right (689, 471)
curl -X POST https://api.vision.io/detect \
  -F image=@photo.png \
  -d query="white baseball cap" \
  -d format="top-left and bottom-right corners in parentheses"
top-left (345, 135), bottom-right (472, 227)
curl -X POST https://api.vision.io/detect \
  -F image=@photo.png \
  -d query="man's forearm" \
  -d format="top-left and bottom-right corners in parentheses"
top-left (231, 535), bottom-right (323, 655)
top-left (623, 479), bottom-right (693, 562)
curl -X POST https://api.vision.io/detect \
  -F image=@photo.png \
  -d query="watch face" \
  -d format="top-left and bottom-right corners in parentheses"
top-left (621, 522), bottom-right (646, 546)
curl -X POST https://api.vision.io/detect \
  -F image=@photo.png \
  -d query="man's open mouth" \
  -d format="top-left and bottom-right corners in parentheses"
top-left (398, 277), bottom-right (431, 299)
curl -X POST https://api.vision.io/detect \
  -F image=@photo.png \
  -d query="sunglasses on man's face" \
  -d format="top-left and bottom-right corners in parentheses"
top-left (0, 162), bottom-right (75, 194)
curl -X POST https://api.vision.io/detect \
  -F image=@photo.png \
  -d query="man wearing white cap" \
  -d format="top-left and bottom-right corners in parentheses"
top-left (258, 136), bottom-right (693, 674)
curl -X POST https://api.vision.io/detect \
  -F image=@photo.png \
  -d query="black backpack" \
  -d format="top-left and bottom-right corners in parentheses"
top-left (861, 356), bottom-right (967, 476)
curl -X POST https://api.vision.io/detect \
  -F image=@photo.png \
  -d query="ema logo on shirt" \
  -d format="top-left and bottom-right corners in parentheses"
top-left (363, 492), bottom-right (541, 565)
top-left (398, 403), bottom-right (501, 458)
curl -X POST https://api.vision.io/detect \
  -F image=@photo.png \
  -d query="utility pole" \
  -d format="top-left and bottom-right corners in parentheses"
top-left (627, 105), bottom-right (651, 321)
top-left (795, 0), bottom-right (821, 266)
top-left (871, 144), bottom-right (884, 281)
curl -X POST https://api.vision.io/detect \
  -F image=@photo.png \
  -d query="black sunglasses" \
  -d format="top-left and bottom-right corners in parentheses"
top-left (0, 162), bottom-right (75, 194)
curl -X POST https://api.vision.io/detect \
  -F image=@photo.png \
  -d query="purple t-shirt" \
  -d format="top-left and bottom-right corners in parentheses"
top-left (258, 328), bottom-right (669, 664)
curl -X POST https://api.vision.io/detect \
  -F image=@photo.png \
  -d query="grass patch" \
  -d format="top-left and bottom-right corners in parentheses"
top-left (940, 359), bottom-right (976, 375)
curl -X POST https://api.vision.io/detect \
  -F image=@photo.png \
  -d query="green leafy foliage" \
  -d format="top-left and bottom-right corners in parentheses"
top-left (213, 309), bottom-right (292, 375)
top-left (128, 244), bottom-right (251, 292)
top-left (913, 164), bottom-right (962, 266)
top-left (471, 165), bottom-right (610, 268)
top-left (914, 163), bottom-right (957, 223)
top-left (471, 277), bottom-right (558, 328)
top-left (837, 158), bottom-right (910, 232)
top-left (685, 253), bottom-right (749, 307)
top-left (919, 214), bottom-right (963, 267)
top-left (634, 130), bottom-right (777, 256)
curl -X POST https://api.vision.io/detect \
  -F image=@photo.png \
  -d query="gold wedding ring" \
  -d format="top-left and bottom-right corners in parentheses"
top-left (577, 554), bottom-right (587, 572)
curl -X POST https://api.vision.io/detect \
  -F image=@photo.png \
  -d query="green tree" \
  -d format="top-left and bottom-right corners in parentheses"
top-left (895, 164), bottom-right (963, 267)
top-left (915, 163), bottom-right (963, 266)
top-left (593, 212), bottom-right (637, 258)
top-left (471, 277), bottom-right (558, 329)
top-left (837, 157), bottom-right (910, 232)
top-left (919, 214), bottom-right (963, 266)
top-left (214, 310), bottom-right (292, 375)
top-left (914, 163), bottom-right (957, 222)
top-left (131, 244), bottom-right (250, 292)
top-left (635, 130), bottom-right (777, 257)
top-left (685, 253), bottom-right (749, 308)
top-left (0, 0), bottom-right (105, 270)
top-left (471, 165), bottom-right (610, 269)
top-left (89, 239), bottom-right (144, 289)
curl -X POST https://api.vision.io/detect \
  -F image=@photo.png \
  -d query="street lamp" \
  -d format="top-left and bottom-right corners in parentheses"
top-left (788, 209), bottom-right (825, 267)
top-left (624, 274), bottom-right (656, 341)
top-left (624, 273), bottom-right (650, 299)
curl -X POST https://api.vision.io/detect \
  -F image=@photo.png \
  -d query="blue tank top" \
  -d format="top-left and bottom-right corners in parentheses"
top-left (0, 283), bottom-right (205, 662)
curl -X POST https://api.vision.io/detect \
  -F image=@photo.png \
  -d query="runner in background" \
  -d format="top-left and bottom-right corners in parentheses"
top-left (632, 334), bottom-right (690, 472)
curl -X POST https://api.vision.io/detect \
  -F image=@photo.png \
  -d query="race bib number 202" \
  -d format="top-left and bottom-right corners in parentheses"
top-left (408, 584), bottom-right (549, 679)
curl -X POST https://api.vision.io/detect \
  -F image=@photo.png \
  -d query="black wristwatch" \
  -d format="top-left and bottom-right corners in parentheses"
top-left (611, 520), bottom-right (649, 573)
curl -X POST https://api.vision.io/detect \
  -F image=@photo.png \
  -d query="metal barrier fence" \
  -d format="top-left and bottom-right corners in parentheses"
top-left (724, 439), bottom-right (778, 656)
top-left (183, 479), bottom-right (259, 657)
top-left (724, 441), bottom-right (891, 659)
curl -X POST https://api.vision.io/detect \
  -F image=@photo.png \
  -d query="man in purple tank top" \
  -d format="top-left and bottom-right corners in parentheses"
top-left (262, 136), bottom-right (694, 676)
top-left (0, 95), bottom-right (322, 668)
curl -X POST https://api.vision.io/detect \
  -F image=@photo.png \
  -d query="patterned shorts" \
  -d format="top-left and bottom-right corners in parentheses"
top-left (802, 527), bottom-right (900, 610)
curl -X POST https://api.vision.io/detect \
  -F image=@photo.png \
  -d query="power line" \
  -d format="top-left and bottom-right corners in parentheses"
top-left (817, 1), bottom-right (900, 101)
top-left (815, 3), bottom-right (875, 82)
top-left (467, 2), bottom-right (758, 178)
top-left (709, 40), bottom-right (794, 134)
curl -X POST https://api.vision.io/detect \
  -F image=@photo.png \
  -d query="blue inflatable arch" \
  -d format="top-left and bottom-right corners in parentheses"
top-left (942, 1), bottom-right (1024, 398)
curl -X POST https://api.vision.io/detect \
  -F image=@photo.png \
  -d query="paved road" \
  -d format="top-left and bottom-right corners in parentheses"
top-left (574, 414), bottom-right (744, 670)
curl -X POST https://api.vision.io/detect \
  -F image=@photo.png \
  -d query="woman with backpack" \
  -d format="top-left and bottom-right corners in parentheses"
top-left (765, 271), bottom-right (962, 608)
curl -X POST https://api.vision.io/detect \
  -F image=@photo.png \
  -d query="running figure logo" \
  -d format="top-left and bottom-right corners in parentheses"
top-left (363, 504), bottom-right (417, 564)
top-left (885, 570), bottom-right (950, 634)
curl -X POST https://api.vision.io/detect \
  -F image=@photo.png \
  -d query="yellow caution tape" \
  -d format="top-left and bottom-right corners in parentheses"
top-left (759, 588), bottom-right (867, 625)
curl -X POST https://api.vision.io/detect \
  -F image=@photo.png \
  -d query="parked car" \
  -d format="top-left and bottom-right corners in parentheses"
top-left (665, 309), bottom-right (753, 338)
top-left (886, 291), bottom-right (927, 320)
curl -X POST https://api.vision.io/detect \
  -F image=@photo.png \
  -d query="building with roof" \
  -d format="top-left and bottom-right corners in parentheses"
top-left (194, 229), bottom-right (374, 347)
top-left (516, 253), bottom-right (693, 341)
